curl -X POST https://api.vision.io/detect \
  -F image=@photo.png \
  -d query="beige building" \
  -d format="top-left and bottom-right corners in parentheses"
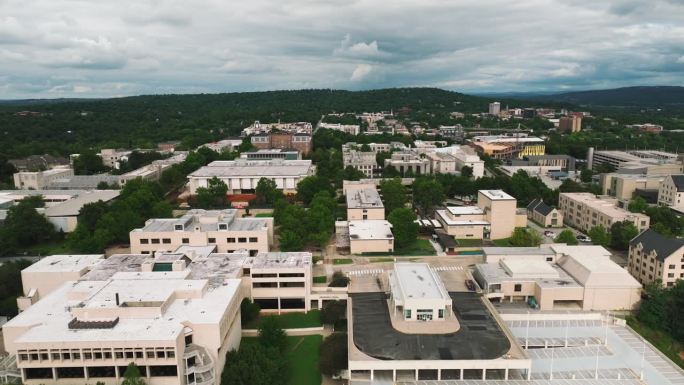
top-left (388, 263), bottom-right (453, 322)
top-left (628, 229), bottom-right (684, 287)
top-left (336, 220), bottom-right (394, 254)
top-left (98, 149), bottom-right (131, 169)
top-left (342, 148), bottom-right (377, 178)
top-left (436, 190), bottom-right (526, 240)
top-left (346, 187), bottom-right (384, 220)
top-left (558, 116), bottom-right (582, 133)
top-left (13, 167), bottom-right (74, 190)
top-left (129, 209), bottom-right (273, 255)
top-left (526, 199), bottom-right (563, 228)
top-left (600, 173), bottom-right (664, 202)
top-left (475, 245), bottom-right (641, 311)
top-left (657, 175), bottom-right (684, 211)
top-left (559, 192), bottom-right (650, 233)
top-left (384, 152), bottom-right (430, 175)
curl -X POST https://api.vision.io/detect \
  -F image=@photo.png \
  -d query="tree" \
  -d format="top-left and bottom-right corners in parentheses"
top-left (628, 197), bottom-right (648, 213)
top-left (329, 271), bottom-right (350, 287)
top-left (379, 178), bottom-right (407, 215)
top-left (194, 177), bottom-right (228, 209)
top-left (412, 177), bottom-right (444, 215)
top-left (388, 208), bottom-right (419, 249)
top-left (320, 301), bottom-right (346, 325)
top-left (319, 333), bottom-right (348, 376)
top-left (580, 168), bottom-right (593, 183)
top-left (255, 178), bottom-right (283, 206)
top-left (279, 229), bottom-right (305, 251)
top-left (644, 205), bottom-right (684, 236)
top-left (610, 221), bottom-right (639, 250)
top-left (297, 175), bottom-right (333, 205)
top-left (342, 166), bottom-right (366, 181)
top-left (221, 343), bottom-right (288, 385)
top-left (121, 363), bottom-right (146, 385)
top-left (0, 197), bottom-right (57, 255)
top-left (240, 298), bottom-right (261, 326)
top-left (588, 226), bottom-right (611, 246)
top-left (461, 165), bottom-right (473, 178)
top-left (258, 316), bottom-right (287, 353)
top-left (509, 228), bottom-right (542, 247)
top-left (73, 150), bottom-right (107, 175)
top-left (554, 229), bottom-right (579, 245)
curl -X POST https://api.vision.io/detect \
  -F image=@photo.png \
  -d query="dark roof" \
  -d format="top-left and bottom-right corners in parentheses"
top-left (527, 198), bottom-right (554, 216)
top-left (630, 229), bottom-right (684, 261)
top-left (436, 230), bottom-right (458, 248)
top-left (671, 175), bottom-right (684, 192)
top-left (9, 154), bottom-right (69, 171)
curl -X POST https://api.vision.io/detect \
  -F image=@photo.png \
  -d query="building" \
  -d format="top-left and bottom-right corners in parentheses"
top-left (433, 145), bottom-right (485, 177)
top-left (526, 199), bottom-right (563, 227)
top-left (129, 209), bottom-right (274, 255)
top-left (600, 173), bottom-right (664, 203)
top-left (436, 190), bottom-right (527, 240)
top-left (157, 141), bottom-right (181, 153)
top-left (384, 152), bottom-right (430, 175)
top-left (468, 135), bottom-right (545, 160)
top-left (629, 229), bottom-right (684, 287)
top-left (47, 174), bottom-right (121, 190)
top-left (188, 159), bottom-right (315, 195)
top-left (13, 167), bottom-right (74, 190)
top-left (438, 125), bottom-right (464, 141)
top-left (474, 245), bottom-right (641, 311)
top-left (335, 220), bottom-right (394, 254)
top-left (9, 155), bottom-right (70, 172)
top-left (41, 190), bottom-right (120, 232)
top-left (657, 175), bottom-right (684, 211)
top-left (239, 149), bottom-right (300, 160)
top-left (198, 139), bottom-right (243, 153)
top-left (488, 102), bottom-right (501, 116)
top-left (558, 193), bottom-right (650, 233)
top-left (242, 121), bottom-right (312, 136)
top-left (510, 155), bottom-right (576, 171)
top-left (589, 149), bottom-right (681, 172)
top-left (348, 263), bottom-right (531, 382)
top-left (98, 149), bottom-right (132, 169)
top-left (319, 122), bottom-right (360, 135)
top-left (342, 148), bottom-right (377, 178)
top-left (626, 123), bottom-right (664, 133)
top-left (250, 132), bottom-right (312, 155)
top-left (346, 187), bottom-right (384, 220)
top-left (558, 116), bottom-right (582, 133)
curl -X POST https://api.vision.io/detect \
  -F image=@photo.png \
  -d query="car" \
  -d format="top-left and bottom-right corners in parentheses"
top-left (576, 234), bottom-right (591, 243)
top-left (465, 279), bottom-right (476, 291)
top-left (544, 231), bottom-right (555, 238)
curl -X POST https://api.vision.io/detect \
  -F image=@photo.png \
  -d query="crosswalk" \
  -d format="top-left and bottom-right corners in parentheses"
top-left (433, 265), bottom-right (464, 272)
top-left (346, 269), bottom-right (384, 277)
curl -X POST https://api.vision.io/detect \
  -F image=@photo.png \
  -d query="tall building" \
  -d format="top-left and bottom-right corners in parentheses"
top-left (657, 174), bottom-right (684, 211)
top-left (250, 132), bottom-right (312, 154)
top-left (488, 102), bottom-right (501, 116)
top-left (558, 193), bottom-right (650, 233)
top-left (629, 229), bottom-right (684, 287)
top-left (558, 116), bottom-right (582, 133)
top-left (13, 167), bottom-right (74, 190)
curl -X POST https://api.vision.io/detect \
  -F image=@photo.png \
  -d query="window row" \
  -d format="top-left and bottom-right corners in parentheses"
top-left (18, 347), bottom-right (175, 363)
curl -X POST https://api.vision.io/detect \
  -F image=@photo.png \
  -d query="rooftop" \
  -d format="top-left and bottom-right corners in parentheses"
top-left (389, 263), bottom-right (450, 303)
top-left (189, 159), bottom-right (314, 178)
top-left (134, 209), bottom-right (269, 233)
top-left (348, 220), bottom-right (393, 240)
top-left (48, 174), bottom-right (120, 189)
top-left (561, 193), bottom-right (649, 219)
top-left (446, 206), bottom-right (484, 216)
top-left (44, 190), bottom-right (120, 217)
top-left (23, 254), bottom-right (104, 273)
top-left (346, 188), bottom-right (384, 209)
top-left (480, 189), bottom-right (515, 201)
top-left (630, 229), bottom-right (684, 261)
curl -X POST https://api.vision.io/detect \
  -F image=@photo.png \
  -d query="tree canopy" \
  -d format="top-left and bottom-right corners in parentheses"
top-left (387, 208), bottom-right (419, 249)
top-left (554, 229), bottom-right (579, 245)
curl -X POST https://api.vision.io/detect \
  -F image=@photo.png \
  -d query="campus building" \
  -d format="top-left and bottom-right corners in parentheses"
top-left (526, 198), bottom-right (563, 228)
top-left (343, 149), bottom-right (377, 178)
top-left (250, 132), bottom-right (312, 155)
top-left (129, 209), bottom-right (274, 255)
top-left (628, 229), bottom-right (684, 287)
top-left (588, 149), bottom-right (682, 173)
top-left (383, 152), bottom-right (430, 175)
top-left (187, 159), bottom-right (315, 195)
top-left (558, 193), bottom-right (650, 233)
top-left (13, 167), bottom-right (74, 190)
top-left (600, 173), bottom-right (664, 203)
top-left (657, 174), bottom-right (684, 212)
top-left (335, 220), bottom-right (394, 254)
top-left (435, 190), bottom-right (527, 240)
top-left (345, 186), bottom-right (385, 221)
top-left (558, 116), bottom-right (582, 133)
top-left (239, 149), bottom-right (300, 160)
top-left (468, 135), bottom-right (545, 160)
top-left (474, 245), bottom-right (641, 311)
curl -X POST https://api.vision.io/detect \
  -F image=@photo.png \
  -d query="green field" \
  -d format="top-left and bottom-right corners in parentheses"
top-left (492, 238), bottom-right (513, 247)
top-left (333, 258), bottom-right (353, 265)
top-left (394, 239), bottom-right (436, 256)
top-left (286, 335), bottom-right (322, 385)
top-left (456, 238), bottom-right (483, 247)
top-left (313, 275), bottom-right (327, 284)
top-left (244, 310), bottom-right (322, 329)
top-left (369, 257), bottom-right (395, 263)
top-left (627, 316), bottom-right (684, 369)
top-left (255, 212), bottom-right (274, 217)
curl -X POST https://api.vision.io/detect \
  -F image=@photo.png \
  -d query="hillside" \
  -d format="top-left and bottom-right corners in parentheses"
top-left (0, 88), bottom-right (537, 158)
top-left (524, 86), bottom-right (684, 107)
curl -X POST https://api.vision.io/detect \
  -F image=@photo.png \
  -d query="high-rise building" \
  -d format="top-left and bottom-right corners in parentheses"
top-left (558, 116), bottom-right (582, 133)
top-left (488, 102), bottom-right (501, 116)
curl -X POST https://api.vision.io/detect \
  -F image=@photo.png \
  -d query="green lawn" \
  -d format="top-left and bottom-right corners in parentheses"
top-left (369, 257), bottom-right (395, 263)
top-left (255, 212), bottom-right (274, 217)
top-left (394, 239), bottom-right (436, 256)
top-left (333, 258), bottom-right (353, 265)
top-left (244, 310), bottom-right (322, 329)
top-left (627, 316), bottom-right (684, 369)
top-left (456, 238), bottom-right (483, 247)
top-left (313, 275), bottom-right (327, 284)
top-left (492, 238), bottom-right (513, 247)
top-left (286, 335), bottom-right (322, 385)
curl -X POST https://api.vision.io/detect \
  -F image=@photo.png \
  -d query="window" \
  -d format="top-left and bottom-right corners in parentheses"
top-left (404, 309), bottom-right (411, 319)
top-left (238, 237), bottom-right (247, 243)
top-left (669, 264), bottom-right (676, 269)
top-left (438, 309), bottom-right (445, 318)
top-left (669, 273), bottom-right (675, 278)
top-left (140, 239), bottom-right (149, 244)
top-left (227, 237), bottom-right (236, 243)
top-left (162, 238), bottom-right (171, 244)
top-left (208, 238), bottom-right (216, 243)
top-left (182, 238), bottom-right (189, 244)
top-left (151, 239), bottom-right (160, 244)
top-left (514, 284), bottom-right (522, 292)
top-left (546, 257), bottom-right (553, 262)
top-left (249, 237), bottom-right (258, 243)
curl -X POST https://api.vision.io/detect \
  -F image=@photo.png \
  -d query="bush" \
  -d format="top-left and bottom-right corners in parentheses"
top-left (319, 333), bottom-right (348, 376)
top-left (329, 272), bottom-right (350, 287)
top-left (240, 299), bottom-right (261, 326)
top-left (320, 301), bottom-right (346, 325)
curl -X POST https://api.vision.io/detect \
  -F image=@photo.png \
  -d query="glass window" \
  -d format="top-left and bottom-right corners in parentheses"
top-left (404, 309), bottom-right (411, 319)
top-left (208, 238), bottom-right (216, 243)
top-left (438, 309), bottom-right (444, 318)
top-left (514, 284), bottom-right (522, 292)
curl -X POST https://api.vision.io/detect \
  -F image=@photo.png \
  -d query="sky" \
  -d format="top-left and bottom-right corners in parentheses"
top-left (1, 0), bottom-right (683, 98)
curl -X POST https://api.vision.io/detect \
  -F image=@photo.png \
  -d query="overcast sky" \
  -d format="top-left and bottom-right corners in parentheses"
top-left (1, 0), bottom-right (683, 98)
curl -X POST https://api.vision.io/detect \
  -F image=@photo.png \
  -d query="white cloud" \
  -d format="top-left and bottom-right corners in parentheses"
top-left (350, 64), bottom-right (373, 81)
top-left (677, 56), bottom-right (684, 63)
top-left (334, 34), bottom-right (383, 58)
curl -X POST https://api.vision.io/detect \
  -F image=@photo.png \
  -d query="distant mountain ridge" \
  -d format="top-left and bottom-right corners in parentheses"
top-left (517, 86), bottom-right (684, 107)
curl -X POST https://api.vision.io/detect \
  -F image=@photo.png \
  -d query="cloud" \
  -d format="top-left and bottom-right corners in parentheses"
top-left (350, 64), bottom-right (373, 81)
top-left (1, 0), bottom-right (683, 97)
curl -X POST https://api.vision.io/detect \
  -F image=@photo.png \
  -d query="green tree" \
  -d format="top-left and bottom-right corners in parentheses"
top-left (412, 177), bottom-right (444, 215)
top-left (509, 228), bottom-right (542, 247)
top-left (221, 343), bottom-right (287, 385)
top-left (0, 197), bottom-right (57, 255)
top-left (388, 208), bottom-right (419, 249)
top-left (320, 301), bottom-right (346, 325)
top-left (279, 230), bottom-right (305, 251)
top-left (319, 333), bottom-right (349, 376)
top-left (240, 298), bottom-right (261, 326)
top-left (379, 178), bottom-right (407, 214)
top-left (628, 197), bottom-right (648, 213)
top-left (644, 205), bottom-right (684, 236)
top-left (255, 178), bottom-right (283, 207)
top-left (329, 271), bottom-right (350, 288)
top-left (610, 221), bottom-right (639, 250)
top-left (460, 165), bottom-right (473, 178)
top-left (342, 166), bottom-right (366, 181)
top-left (121, 363), bottom-right (146, 385)
top-left (580, 168), bottom-right (593, 183)
top-left (297, 175), bottom-right (334, 205)
top-left (73, 150), bottom-right (107, 175)
top-left (554, 229), bottom-right (579, 245)
top-left (588, 226), bottom-right (611, 246)
top-left (258, 316), bottom-right (287, 353)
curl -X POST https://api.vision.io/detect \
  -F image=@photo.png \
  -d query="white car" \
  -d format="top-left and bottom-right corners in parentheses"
top-left (544, 231), bottom-right (555, 238)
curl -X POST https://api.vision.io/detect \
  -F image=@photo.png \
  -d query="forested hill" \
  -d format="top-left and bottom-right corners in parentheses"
top-left (0, 88), bottom-right (532, 158)
top-left (525, 86), bottom-right (684, 107)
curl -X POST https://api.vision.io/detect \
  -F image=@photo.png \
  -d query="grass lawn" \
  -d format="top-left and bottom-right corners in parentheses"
top-left (456, 238), bottom-right (483, 247)
top-left (286, 335), bottom-right (322, 385)
top-left (492, 238), bottom-right (513, 247)
top-left (394, 239), bottom-right (436, 256)
top-left (313, 275), bottom-right (327, 284)
top-left (333, 258), bottom-right (353, 265)
top-left (255, 212), bottom-right (273, 217)
top-left (244, 310), bottom-right (322, 329)
top-left (627, 316), bottom-right (684, 369)
top-left (369, 257), bottom-right (395, 263)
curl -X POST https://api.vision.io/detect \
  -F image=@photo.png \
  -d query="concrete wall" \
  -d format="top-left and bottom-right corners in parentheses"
top-left (348, 208), bottom-right (385, 221)
top-left (350, 239), bottom-right (394, 254)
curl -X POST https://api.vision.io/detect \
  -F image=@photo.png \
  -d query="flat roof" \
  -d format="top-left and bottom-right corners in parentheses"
top-left (346, 188), bottom-right (384, 209)
top-left (446, 206), bottom-right (484, 215)
top-left (560, 193), bottom-right (649, 220)
top-left (48, 175), bottom-right (120, 189)
top-left (135, 209), bottom-right (268, 233)
top-left (189, 159), bottom-right (313, 178)
top-left (348, 220), bottom-right (393, 240)
top-left (23, 254), bottom-right (104, 273)
top-left (483, 246), bottom-right (556, 256)
top-left (390, 263), bottom-right (450, 302)
top-left (479, 189), bottom-right (515, 201)
top-left (44, 190), bottom-right (120, 217)
top-left (500, 259), bottom-right (560, 279)
top-left (436, 209), bottom-right (490, 226)
top-left (248, 251), bottom-right (312, 269)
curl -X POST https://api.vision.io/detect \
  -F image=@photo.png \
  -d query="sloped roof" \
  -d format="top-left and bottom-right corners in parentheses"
top-left (527, 198), bottom-right (554, 216)
top-left (670, 175), bottom-right (684, 192)
top-left (630, 229), bottom-right (684, 261)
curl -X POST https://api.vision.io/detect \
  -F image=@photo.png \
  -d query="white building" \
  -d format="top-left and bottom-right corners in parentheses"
top-left (388, 263), bottom-right (452, 321)
top-left (13, 167), bottom-right (74, 190)
top-left (336, 220), bottom-right (394, 254)
top-left (346, 187), bottom-right (385, 221)
top-left (319, 122), bottom-right (360, 135)
top-left (198, 139), bottom-right (243, 153)
top-left (188, 159), bottom-right (315, 195)
top-left (98, 149), bottom-right (132, 169)
top-left (488, 102), bottom-right (501, 116)
top-left (657, 175), bottom-right (684, 211)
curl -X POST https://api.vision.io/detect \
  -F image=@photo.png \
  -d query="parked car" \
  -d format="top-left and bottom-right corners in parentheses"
top-left (544, 231), bottom-right (555, 238)
top-left (465, 279), bottom-right (476, 291)
top-left (576, 234), bottom-right (591, 243)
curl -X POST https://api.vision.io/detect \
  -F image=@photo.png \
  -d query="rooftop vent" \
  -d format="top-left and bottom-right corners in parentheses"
top-left (68, 317), bottom-right (119, 330)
